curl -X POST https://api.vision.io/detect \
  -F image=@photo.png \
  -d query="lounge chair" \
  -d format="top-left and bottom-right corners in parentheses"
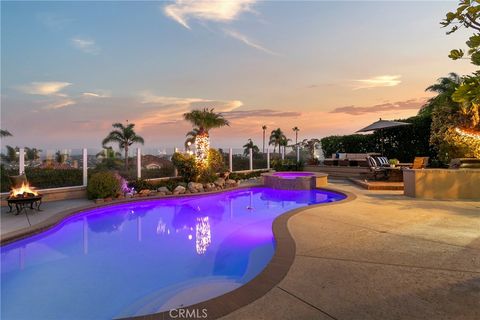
top-left (367, 156), bottom-right (387, 180)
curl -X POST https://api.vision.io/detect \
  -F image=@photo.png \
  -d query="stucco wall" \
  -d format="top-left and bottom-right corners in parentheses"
top-left (404, 169), bottom-right (480, 200)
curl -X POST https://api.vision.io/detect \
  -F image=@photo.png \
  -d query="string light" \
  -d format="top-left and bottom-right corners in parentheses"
top-left (195, 132), bottom-right (210, 167)
top-left (455, 127), bottom-right (480, 139)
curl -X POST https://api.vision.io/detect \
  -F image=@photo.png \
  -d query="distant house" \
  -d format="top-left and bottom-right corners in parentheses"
top-left (141, 155), bottom-right (172, 169)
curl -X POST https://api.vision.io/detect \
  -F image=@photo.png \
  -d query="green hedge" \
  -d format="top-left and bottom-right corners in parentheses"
top-left (320, 115), bottom-right (438, 164)
top-left (1, 167), bottom-right (83, 192)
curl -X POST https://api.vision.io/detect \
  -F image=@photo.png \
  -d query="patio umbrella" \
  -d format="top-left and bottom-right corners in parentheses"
top-left (356, 118), bottom-right (412, 155)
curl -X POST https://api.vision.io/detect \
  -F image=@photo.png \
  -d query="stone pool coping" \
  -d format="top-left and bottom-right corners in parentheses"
top-left (0, 184), bottom-right (356, 320)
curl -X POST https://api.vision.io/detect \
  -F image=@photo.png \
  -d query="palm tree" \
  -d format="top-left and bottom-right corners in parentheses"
top-left (262, 125), bottom-right (267, 153)
top-left (419, 72), bottom-right (461, 116)
top-left (292, 126), bottom-right (300, 146)
top-left (243, 139), bottom-right (260, 157)
top-left (184, 128), bottom-right (200, 151)
top-left (183, 108), bottom-right (229, 166)
top-left (102, 122), bottom-right (145, 169)
top-left (0, 130), bottom-right (12, 138)
top-left (279, 136), bottom-right (291, 156)
top-left (269, 128), bottom-right (285, 155)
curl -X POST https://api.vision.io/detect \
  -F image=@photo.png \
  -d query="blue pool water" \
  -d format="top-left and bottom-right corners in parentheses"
top-left (1, 187), bottom-right (344, 319)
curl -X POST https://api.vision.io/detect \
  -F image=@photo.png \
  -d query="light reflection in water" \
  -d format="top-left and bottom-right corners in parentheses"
top-left (195, 216), bottom-right (211, 255)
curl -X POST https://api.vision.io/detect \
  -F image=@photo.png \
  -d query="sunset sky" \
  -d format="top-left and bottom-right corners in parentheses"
top-left (1, 1), bottom-right (476, 150)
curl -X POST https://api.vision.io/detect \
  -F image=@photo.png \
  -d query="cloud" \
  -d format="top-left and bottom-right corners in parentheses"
top-left (223, 29), bottom-right (278, 55)
top-left (163, 1), bottom-right (275, 55)
top-left (44, 99), bottom-right (76, 110)
top-left (37, 13), bottom-right (73, 30)
top-left (82, 90), bottom-right (111, 98)
top-left (164, 0), bottom-right (256, 29)
top-left (137, 92), bottom-right (243, 128)
top-left (330, 98), bottom-right (427, 115)
top-left (224, 109), bottom-right (301, 119)
top-left (71, 37), bottom-right (100, 54)
top-left (353, 75), bottom-right (401, 90)
top-left (18, 81), bottom-right (72, 96)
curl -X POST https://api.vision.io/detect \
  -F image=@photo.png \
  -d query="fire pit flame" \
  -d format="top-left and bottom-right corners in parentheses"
top-left (9, 182), bottom-right (39, 199)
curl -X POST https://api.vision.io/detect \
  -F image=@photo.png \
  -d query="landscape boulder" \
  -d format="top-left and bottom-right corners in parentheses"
top-left (214, 178), bottom-right (225, 188)
top-left (157, 187), bottom-right (172, 195)
top-left (173, 185), bottom-right (186, 195)
top-left (226, 179), bottom-right (238, 188)
top-left (188, 182), bottom-right (204, 193)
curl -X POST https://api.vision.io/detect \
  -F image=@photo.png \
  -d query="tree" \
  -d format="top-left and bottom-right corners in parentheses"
top-left (96, 147), bottom-right (123, 170)
top-left (185, 128), bottom-right (200, 150)
top-left (102, 122), bottom-right (145, 169)
top-left (0, 130), bottom-right (12, 138)
top-left (262, 125), bottom-right (267, 153)
top-left (441, 0), bottom-right (480, 66)
top-left (301, 138), bottom-right (320, 161)
top-left (243, 139), bottom-right (260, 157)
top-left (441, 1), bottom-right (480, 129)
top-left (1, 145), bottom-right (18, 163)
top-left (279, 136), bottom-right (292, 156)
top-left (183, 108), bottom-right (229, 167)
top-left (269, 128), bottom-right (285, 155)
top-left (419, 73), bottom-right (461, 117)
top-left (292, 126), bottom-right (300, 146)
top-left (25, 147), bottom-right (41, 161)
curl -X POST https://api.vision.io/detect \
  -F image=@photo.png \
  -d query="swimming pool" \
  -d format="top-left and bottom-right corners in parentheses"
top-left (1, 187), bottom-right (345, 319)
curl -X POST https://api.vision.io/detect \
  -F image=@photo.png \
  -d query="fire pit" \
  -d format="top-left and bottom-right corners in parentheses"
top-left (7, 182), bottom-right (42, 215)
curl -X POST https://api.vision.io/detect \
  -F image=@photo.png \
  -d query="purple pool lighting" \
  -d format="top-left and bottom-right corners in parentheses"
top-left (1, 187), bottom-right (345, 319)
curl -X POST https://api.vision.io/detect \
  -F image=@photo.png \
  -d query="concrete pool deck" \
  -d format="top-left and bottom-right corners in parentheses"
top-left (222, 180), bottom-right (480, 320)
top-left (1, 180), bottom-right (479, 319)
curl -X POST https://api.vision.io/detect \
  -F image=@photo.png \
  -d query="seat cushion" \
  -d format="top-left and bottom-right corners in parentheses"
top-left (376, 156), bottom-right (389, 167)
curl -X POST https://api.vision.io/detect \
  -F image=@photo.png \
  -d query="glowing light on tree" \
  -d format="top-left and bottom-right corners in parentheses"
top-left (195, 132), bottom-right (210, 167)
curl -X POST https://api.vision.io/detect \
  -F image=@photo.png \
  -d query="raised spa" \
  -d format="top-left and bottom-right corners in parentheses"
top-left (1, 187), bottom-right (344, 319)
top-left (262, 171), bottom-right (328, 190)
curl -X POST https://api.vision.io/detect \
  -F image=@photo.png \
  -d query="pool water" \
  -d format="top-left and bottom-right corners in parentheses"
top-left (1, 187), bottom-right (344, 320)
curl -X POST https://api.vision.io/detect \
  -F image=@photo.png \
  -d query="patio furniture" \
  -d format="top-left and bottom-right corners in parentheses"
top-left (367, 156), bottom-right (387, 180)
top-left (411, 157), bottom-right (429, 169)
top-left (384, 167), bottom-right (403, 182)
top-left (449, 158), bottom-right (480, 169)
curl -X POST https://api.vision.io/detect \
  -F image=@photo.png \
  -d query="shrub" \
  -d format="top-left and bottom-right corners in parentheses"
top-left (87, 171), bottom-right (121, 200)
top-left (270, 159), bottom-right (304, 171)
top-left (171, 152), bottom-right (199, 182)
top-left (128, 177), bottom-right (183, 191)
top-left (208, 148), bottom-right (226, 173)
top-left (0, 167), bottom-right (83, 192)
top-left (198, 167), bottom-right (218, 183)
top-left (229, 170), bottom-right (269, 181)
